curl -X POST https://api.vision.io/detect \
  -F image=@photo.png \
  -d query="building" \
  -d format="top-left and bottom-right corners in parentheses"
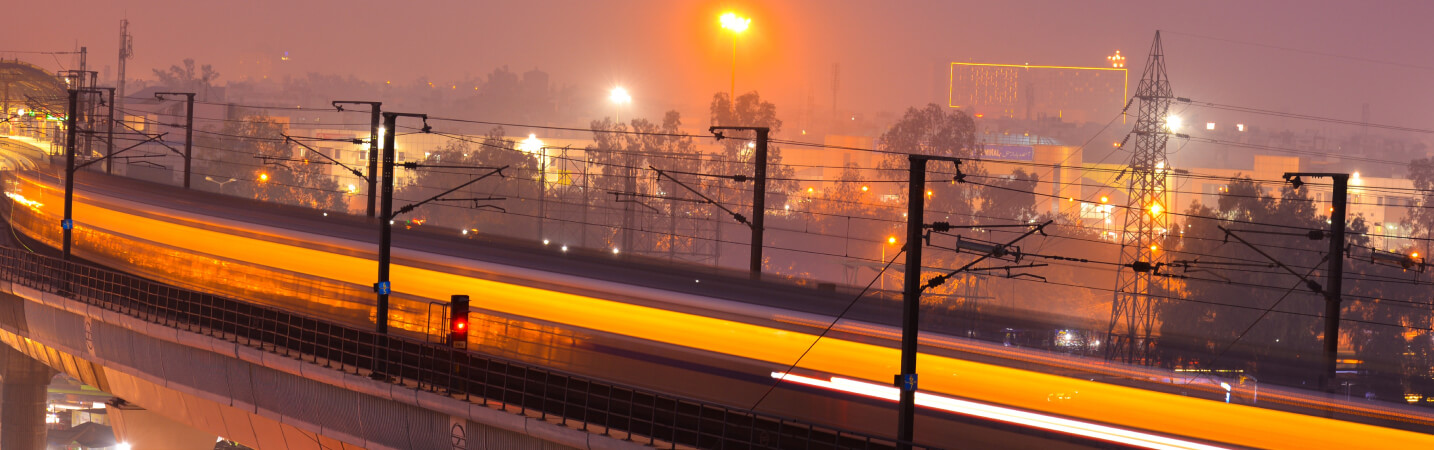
top-left (948, 62), bottom-right (1127, 124)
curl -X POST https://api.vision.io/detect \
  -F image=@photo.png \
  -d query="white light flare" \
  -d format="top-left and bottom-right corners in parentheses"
top-left (770, 372), bottom-right (1229, 450)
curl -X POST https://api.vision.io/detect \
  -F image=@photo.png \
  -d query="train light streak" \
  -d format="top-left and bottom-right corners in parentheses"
top-left (772, 372), bottom-right (1228, 450)
top-left (13, 174), bottom-right (1434, 449)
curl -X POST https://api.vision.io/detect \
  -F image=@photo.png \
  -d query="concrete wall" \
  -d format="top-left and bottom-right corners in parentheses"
top-left (0, 281), bottom-right (649, 450)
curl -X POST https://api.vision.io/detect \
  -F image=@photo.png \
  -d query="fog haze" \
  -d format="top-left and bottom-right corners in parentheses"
top-left (7, 0), bottom-right (1432, 130)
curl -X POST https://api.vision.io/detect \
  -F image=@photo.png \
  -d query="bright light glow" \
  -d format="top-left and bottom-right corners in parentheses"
top-left (1413, 252), bottom-right (1420, 258)
top-left (520, 134), bottom-right (544, 155)
top-left (1150, 204), bottom-right (1163, 215)
top-left (770, 373), bottom-right (1227, 450)
top-left (861, 185), bottom-right (869, 192)
top-left (542, 239), bottom-right (550, 245)
top-left (1237, 123), bottom-right (1246, 132)
top-left (719, 12), bottom-right (750, 33)
top-left (560, 245), bottom-right (568, 252)
top-left (1100, 196), bottom-right (1109, 203)
top-left (117, 443), bottom-right (132, 450)
top-left (258, 173), bottom-right (269, 182)
top-left (612, 248), bottom-right (620, 254)
top-left (461, 229), bottom-right (468, 235)
top-left (807, 187), bottom-right (815, 194)
top-left (609, 86), bottom-right (632, 105)
top-left (346, 184), bottom-right (357, 194)
top-left (888, 236), bottom-right (898, 245)
top-left (926, 190), bottom-right (934, 196)
top-left (1164, 115), bottom-right (1182, 131)
top-left (1206, 122), bottom-right (1216, 130)
top-left (1150, 244), bottom-right (1159, 251)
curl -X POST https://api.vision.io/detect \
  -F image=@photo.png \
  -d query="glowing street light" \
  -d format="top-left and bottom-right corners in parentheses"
top-left (720, 12), bottom-right (751, 108)
top-left (1107, 50), bottom-right (1125, 68)
top-left (609, 86), bottom-right (632, 123)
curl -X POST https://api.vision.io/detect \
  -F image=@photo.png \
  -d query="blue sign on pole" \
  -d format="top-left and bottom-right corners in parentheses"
top-left (374, 281), bottom-right (391, 295)
top-left (896, 373), bottom-right (918, 391)
top-left (60, 219), bottom-right (73, 230)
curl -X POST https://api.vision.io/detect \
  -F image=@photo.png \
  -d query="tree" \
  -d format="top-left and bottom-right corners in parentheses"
top-left (395, 127), bottom-right (539, 237)
top-left (152, 58), bottom-right (221, 101)
top-left (875, 104), bottom-right (981, 221)
top-left (193, 114), bottom-right (344, 211)
top-left (1153, 178), bottom-right (1385, 389)
top-left (981, 168), bottom-right (1040, 223)
top-left (585, 111), bottom-right (710, 257)
top-left (708, 92), bottom-right (798, 212)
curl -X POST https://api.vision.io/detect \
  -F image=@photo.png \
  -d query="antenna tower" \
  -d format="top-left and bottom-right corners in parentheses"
top-left (116, 20), bottom-right (133, 122)
top-left (1106, 32), bottom-right (1173, 364)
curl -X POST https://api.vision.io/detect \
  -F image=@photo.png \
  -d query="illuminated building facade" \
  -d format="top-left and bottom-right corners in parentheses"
top-left (948, 62), bottom-right (1127, 124)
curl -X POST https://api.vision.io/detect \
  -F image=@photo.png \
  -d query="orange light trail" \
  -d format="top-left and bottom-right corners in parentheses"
top-left (18, 181), bottom-right (1434, 449)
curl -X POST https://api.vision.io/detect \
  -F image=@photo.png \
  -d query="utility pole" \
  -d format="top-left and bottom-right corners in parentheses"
top-left (538, 146), bottom-right (547, 241)
top-left (896, 155), bottom-right (1048, 447)
top-left (155, 92), bottom-right (195, 188)
top-left (61, 89), bottom-right (78, 260)
top-left (374, 112), bottom-right (419, 334)
top-left (1283, 172), bottom-right (1349, 391)
top-left (896, 155), bottom-right (928, 447)
top-left (333, 101), bottom-right (382, 218)
top-left (709, 126), bottom-right (769, 278)
top-left (63, 87), bottom-right (165, 261)
top-left (1107, 32), bottom-right (1173, 364)
top-left (104, 87), bottom-right (115, 174)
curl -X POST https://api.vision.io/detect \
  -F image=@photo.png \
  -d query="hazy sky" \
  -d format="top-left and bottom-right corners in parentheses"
top-left (6, 0), bottom-right (1433, 133)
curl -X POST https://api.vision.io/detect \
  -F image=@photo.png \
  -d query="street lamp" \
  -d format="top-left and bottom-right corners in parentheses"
top-left (882, 235), bottom-right (898, 289)
top-left (719, 12), bottom-right (751, 107)
top-left (609, 86), bottom-right (631, 123)
top-left (204, 176), bottom-right (236, 194)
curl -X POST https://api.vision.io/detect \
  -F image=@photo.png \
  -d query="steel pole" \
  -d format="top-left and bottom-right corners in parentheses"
top-left (61, 89), bottom-right (78, 260)
top-left (1321, 174), bottom-right (1349, 391)
top-left (182, 94), bottom-right (194, 189)
top-left (105, 88), bottom-right (115, 175)
top-left (896, 155), bottom-right (927, 446)
top-left (367, 106), bottom-right (381, 218)
top-left (750, 129), bottom-right (769, 278)
top-left (376, 112), bottom-right (398, 334)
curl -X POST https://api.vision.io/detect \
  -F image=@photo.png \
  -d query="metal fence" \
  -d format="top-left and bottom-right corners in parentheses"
top-left (0, 245), bottom-right (926, 449)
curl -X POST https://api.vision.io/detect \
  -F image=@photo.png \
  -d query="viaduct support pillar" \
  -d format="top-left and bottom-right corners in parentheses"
top-left (0, 345), bottom-right (55, 450)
